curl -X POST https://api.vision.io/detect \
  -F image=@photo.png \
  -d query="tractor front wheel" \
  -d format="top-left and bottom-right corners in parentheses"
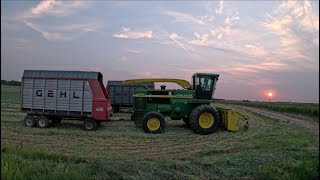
top-left (190, 105), bottom-right (221, 135)
top-left (142, 112), bottom-right (166, 134)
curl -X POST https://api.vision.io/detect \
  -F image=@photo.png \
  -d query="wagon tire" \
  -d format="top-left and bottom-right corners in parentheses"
top-left (142, 112), bottom-right (166, 134)
top-left (37, 116), bottom-right (50, 128)
top-left (190, 105), bottom-right (221, 135)
top-left (24, 115), bottom-right (36, 127)
top-left (82, 118), bottom-right (97, 131)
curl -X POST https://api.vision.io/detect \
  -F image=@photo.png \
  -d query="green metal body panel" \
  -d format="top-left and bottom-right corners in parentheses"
top-left (131, 89), bottom-right (213, 127)
top-left (131, 73), bottom-right (219, 127)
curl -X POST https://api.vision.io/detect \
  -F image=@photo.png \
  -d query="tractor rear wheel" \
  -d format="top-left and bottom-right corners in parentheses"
top-left (82, 118), bottom-right (98, 131)
top-left (189, 105), bottom-right (221, 135)
top-left (142, 112), bottom-right (166, 134)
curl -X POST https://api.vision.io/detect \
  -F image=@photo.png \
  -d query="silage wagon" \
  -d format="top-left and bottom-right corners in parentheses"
top-left (20, 70), bottom-right (112, 131)
top-left (106, 81), bottom-right (154, 112)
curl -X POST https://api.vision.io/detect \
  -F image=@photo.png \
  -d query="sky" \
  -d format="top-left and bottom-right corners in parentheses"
top-left (1, 0), bottom-right (319, 103)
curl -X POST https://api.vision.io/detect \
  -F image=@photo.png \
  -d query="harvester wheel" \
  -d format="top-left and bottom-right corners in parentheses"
top-left (82, 118), bottom-right (97, 131)
top-left (142, 112), bottom-right (166, 134)
top-left (190, 105), bottom-right (221, 135)
top-left (37, 116), bottom-right (50, 128)
top-left (183, 118), bottom-right (191, 128)
top-left (24, 115), bottom-right (36, 127)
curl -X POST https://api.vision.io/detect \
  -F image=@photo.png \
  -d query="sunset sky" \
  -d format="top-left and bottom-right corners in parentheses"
top-left (1, 1), bottom-right (319, 103)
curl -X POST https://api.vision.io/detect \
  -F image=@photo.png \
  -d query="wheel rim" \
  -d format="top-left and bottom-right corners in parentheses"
top-left (85, 122), bottom-right (93, 130)
top-left (147, 118), bottom-right (160, 131)
top-left (199, 112), bottom-right (214, 128)
top-left (26, 118), bottom-right (33, 126)
top-left (38, 119), bottom-right (45, 127)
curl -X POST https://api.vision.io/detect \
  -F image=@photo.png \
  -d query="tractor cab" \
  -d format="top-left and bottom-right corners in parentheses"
top-left (192, 73), bottom-right (219, 100)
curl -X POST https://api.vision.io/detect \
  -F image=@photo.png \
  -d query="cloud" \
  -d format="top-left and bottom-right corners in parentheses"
top-left (24, 21), bottom-right (99, 41)
top-left (164, 11), bottom-right (206, 25)
top-left (127, 49), bottom-right (142, 54)
top-left (215, 0), bottom-right (224, 14)
top-left (169, 33), bottom-right (193, 51)
top-left (244, 44), bottom-right (268, 57)
top-left (31, 0), bottom-right (56, 15)
top-left (25, 0), bottom-right (88, 18)
top-left (263, 0), bottom-right (319, 71)
top-left (188, 32), bottom-right (209, 46)
top-left (113, 28), bottom-right (152, 39)
top-left (121, 27), bottom-right (131, 32)
top-left (17, 0), bottom-right (98, 42)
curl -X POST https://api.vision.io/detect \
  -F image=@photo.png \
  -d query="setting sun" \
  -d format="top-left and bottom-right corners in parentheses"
top-left (268, 92), bottom-right (273, 97)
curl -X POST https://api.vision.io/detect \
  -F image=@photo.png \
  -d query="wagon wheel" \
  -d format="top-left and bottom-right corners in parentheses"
top-left (82, 118), bottom-right (98, 131)
top-left (37, 116), bottom-right (50, 128)
top-left (24, 115), bottom-right (36, 127)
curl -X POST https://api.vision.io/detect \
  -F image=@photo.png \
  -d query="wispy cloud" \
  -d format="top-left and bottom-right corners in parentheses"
top-left (244, 44), bottom-right (269, 57)
top-left (15, 0), bottom-right (97, 42)
top-left (169, 33), bottom-right (193, 51)
top-left (113, 27), bottom-right (152, 39)
top-left (24, 21), bottom-right (99, 41)
top-left (127, 49), bottom-right (143, 54)
top-left (215, 0), bottom-right (224, 14)
top-left (164, 11), bottom-right (206, 25)
top-left (24, 0), bottom-right (88, 18)
top-left (188, 32), bottom-right (209, 46)
top-left (263, 0), bottom-right (319, 70)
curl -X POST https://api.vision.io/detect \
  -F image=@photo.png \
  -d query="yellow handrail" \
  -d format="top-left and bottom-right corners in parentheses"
top-left (122, 78), bottom-right (193, 89)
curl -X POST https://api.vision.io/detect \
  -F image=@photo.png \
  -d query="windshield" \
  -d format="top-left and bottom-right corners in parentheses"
top-left (195, 76), bottom-right (213, 91)
top-left (194, 75), bottom-right (216, 99)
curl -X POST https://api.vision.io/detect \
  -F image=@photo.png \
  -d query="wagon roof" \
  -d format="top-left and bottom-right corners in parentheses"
top-left (23, 70), bottom-right (102, 80)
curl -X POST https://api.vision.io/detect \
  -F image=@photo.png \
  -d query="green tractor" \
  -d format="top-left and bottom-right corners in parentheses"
top-left (123, 73), bottom-right (239, 135)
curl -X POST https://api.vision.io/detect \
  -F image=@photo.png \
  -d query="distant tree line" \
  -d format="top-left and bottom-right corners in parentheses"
top-left (1, 80), bottom-right (21, 86)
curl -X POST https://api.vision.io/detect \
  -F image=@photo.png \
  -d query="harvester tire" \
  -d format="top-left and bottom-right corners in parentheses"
top-left (25, 115), bottom-right (36, 127)
top-left (142, 112), bottom-right (166, 134)
top-left (82, 118), bottom-right (98, 131)
top-left (183, 118), bottom-right (191, 128)
top-left (37, 116), bottom-right (50, 128)
top-left (190, 105), bottom-right (221, 135)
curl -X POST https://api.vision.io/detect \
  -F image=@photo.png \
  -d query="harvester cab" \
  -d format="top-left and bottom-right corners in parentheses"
top-left (192, 73), bottom-right (219, 100)
top-left (122, 73), bottom-right (243, 135)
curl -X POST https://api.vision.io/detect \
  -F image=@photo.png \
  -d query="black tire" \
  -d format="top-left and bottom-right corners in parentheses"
top-left (190, 105), bottom-right (221, 135)
top-left (183, 117), bottom-right (191, 128)
top-left (82, 118), bottom-right (97, 131)
top-left (24, 115), bottom-right (36, 127)
top-left (142, 112), bottom-right (166, 134)
top-left (37, 116), bottom-right (50, 128)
